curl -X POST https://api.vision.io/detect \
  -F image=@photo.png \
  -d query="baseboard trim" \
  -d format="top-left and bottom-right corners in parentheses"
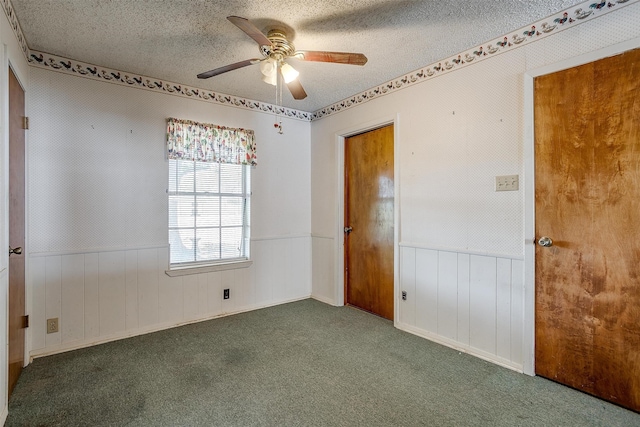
top-left (0, 404), bottom-right (8, 426)
top-left (396, 322), bottom-right (523, 373)
top-left (29, 295), bottom-right (311, 360)
top-left (311, 294), bottom-right (337, 306)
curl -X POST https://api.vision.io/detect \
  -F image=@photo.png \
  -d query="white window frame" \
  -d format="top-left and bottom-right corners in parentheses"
top-left (166, 159), bottom-right (252, 277)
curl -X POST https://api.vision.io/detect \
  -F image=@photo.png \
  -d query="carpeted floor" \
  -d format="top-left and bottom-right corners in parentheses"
top-left (6, 299), bottom-right (640, 426)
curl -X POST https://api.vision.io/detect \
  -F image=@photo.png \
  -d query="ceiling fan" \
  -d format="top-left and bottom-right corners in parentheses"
top-left (197, 16), bottom-right (368, 100)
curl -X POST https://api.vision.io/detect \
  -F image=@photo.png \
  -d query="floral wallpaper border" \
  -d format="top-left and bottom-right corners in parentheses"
top-left (1, 0), bottom-right (29, 59)
top-left (6, 0), bottom-right (639, 121)
top-left (312, 0), bottom-right (638, 120)
top-left (27, 51), bottom-right (314, 121)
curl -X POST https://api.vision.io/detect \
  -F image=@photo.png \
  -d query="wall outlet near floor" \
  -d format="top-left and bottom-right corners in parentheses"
top-left (495, 175), bottom-right (519, 191)
top-left (47, 318), bottom-right (59, 334)
top-left (223, 289), bottom-right (230, 300)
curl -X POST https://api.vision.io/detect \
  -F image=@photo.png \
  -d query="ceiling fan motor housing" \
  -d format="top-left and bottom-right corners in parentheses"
top-left (260, 30), bottom-right (296, 62)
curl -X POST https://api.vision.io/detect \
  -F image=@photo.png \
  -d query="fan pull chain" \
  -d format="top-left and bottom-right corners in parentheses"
top-left (274, 62), bottom-right (283, 134)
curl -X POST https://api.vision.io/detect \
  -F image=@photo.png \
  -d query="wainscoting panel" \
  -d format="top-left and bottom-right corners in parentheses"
top-left (98, 251), bottom-right (127, 336)
top-left (137, 248), bottom-right (159, 329)
top-left (415, 249), bottom-right (438, 333)
top-left (310, 236), bottom-right (336, 305)
top-left (399, 245), bottom-right (524, 370)
top-left (44, 256), bottom-right (61, 348)
top-left (182, 274), bottom-right (199, 322)
top-left (437, 251), bottom-right (458, 341)
top-left (30, 256), bottom-right (46, 352)
top-left (29, 236), bottom-right (312, 357)
top-left (496, 257), bottom-right (512, 361)
top-left (84, 253), bottom-right (100, 341)
top-left (125, 250), bottom-right (139, 330)
top-left (469, 255), bottom-right (497, 355)
top-left (510, 260), bottom-right (524, 365)
top-left (399, 246), bottom-right (416, 326)
top-left (456, 254), bottom-right (471, 345)
top-left (157, 249), bottom-right (183, 325)
top-left (60, 254), bottom-right (84, 343)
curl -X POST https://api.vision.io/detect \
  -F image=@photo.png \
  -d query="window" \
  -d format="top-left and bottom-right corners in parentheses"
top-left (168, 160), bottom-right (250, 266)
top-left (165, 118), bottom-right (256, 270)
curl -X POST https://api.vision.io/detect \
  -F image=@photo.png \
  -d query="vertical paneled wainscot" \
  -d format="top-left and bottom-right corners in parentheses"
top-left (29, 236), bottom-right (311, 357)
top-left (399, 245), bottom-right (523, 371)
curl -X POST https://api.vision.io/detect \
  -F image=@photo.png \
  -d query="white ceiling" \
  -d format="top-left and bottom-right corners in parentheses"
top-left (13, 0), bottom-right (584, 112)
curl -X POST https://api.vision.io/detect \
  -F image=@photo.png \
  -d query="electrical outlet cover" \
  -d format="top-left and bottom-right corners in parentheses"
top-left (47, 317), bottom-right (59, 334)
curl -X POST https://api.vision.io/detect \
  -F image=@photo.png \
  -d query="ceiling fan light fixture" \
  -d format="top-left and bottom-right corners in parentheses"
top-left (260, 59), bottom-right (276, 76)
top-left (262, 72), bottom-right (277, 86)
top-left (280, 63), bottom-right (299, 83)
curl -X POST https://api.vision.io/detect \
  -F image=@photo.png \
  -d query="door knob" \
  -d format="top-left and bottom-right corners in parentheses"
top-left (344, 226), bottom-right (353, 235)
top-left (537, 237), bottom-right (553, 247)
top-left (9, 246), bottom-right (22, 256)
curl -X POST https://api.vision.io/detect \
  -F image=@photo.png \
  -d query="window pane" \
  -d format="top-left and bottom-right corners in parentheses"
top-left (221, 227), bottom-right (243, 259)
top-left (195, 162), bottom-right (219, 193)
top-left (168, 159), bottom-right (177, 193)
top-left (175, 160), bottom-right (195, 192)
top-left (196, 196), bottom-right (220, 227)
top-left (170, 229), bottom-right (195, 264)
top-left (169, 195), bottom-right (195, 228)
top-left (169, 162), bottom-right (250, 266)
top-left (221, 196), bottom-right (243, 226)
top-left (220, 163), bottom-right (243, 194)
top-left (196, 228), bottom-right (220, 261)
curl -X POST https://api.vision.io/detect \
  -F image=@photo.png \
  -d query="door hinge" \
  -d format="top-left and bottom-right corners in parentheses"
top-left (22, 315), bottom-right (29, 328)
top-left (22, 116), bottom-right (29, 130)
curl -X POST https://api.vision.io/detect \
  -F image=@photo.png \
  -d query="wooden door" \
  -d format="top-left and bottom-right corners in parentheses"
top-left (344, 124), bottom-right (394, 320)
top-left (534, 48), bottom-right (640, 412)
top-left (8, 67), bottom-right (26, 397)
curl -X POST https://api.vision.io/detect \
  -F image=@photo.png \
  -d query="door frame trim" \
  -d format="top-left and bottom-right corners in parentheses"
top-left (333, 114), bottom-right (400, 325)
top-left (523, 36), bottom-right (640, 376)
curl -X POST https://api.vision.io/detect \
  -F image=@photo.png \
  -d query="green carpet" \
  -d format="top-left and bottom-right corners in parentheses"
top-left (6, 299), bottom-right (640, 426)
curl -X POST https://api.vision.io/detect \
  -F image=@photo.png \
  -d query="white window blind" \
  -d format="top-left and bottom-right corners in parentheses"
top-left (168, 159), bottom-right (250, 266)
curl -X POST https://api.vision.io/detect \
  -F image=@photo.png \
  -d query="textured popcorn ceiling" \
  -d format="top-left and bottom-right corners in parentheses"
top-left (13, 0), bottom-right (584, 112)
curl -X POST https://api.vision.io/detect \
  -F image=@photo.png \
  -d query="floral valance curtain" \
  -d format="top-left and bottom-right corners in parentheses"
top-left (166, 118), bottom-right (257, 166)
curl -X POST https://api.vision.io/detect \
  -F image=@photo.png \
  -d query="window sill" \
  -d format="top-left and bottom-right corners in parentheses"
top-left (165, 260), bottom-right (253, 277)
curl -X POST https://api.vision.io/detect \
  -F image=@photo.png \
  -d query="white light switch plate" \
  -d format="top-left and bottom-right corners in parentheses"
top-left (495, 175), bottom-right (519, 191)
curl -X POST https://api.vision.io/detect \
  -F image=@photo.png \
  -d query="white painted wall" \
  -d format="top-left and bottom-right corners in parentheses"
top-left (27, 67), bottom-right (312, 357)
top-left (310, 2), bottom-right (640, 371)
top-left (0, 3), bottom-right (31, 423)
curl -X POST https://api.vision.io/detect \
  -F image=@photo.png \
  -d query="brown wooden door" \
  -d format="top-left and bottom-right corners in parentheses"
top-left (534, 48), bottom-right (640, 412)
top-left (345, 124), bottom-right (394, 320)
top-left (8, 67), bottom-right (26, 398)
